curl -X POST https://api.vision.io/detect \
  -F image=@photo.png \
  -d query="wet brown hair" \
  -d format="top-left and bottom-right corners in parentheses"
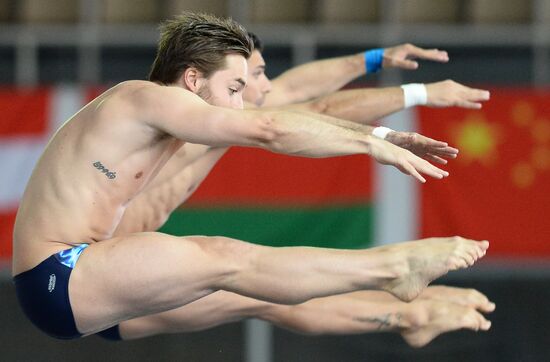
top-left (149, 12), bottom-right (252, 84)
top-left (248, 32), bottom-right (264, 52)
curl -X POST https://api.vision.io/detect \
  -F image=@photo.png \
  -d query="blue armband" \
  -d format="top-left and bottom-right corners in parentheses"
top-left (364, 48), bottom-right (384, 73)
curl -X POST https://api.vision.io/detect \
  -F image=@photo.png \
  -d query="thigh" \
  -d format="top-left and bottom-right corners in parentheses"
top-left (69, 232), bottom-right (238, 335)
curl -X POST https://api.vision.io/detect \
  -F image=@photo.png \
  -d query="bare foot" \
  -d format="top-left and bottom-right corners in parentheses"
top-left (401, 299), bottom-right (492, 348)
top-left (419, 285), bottom-right (496, 313)
top-left (380, 237), bottom-right (489, 302)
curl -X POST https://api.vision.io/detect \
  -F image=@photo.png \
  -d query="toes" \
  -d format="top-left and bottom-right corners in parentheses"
top-left (463, 253), bottom-right (475, 266)
top-left (481, 319), bottom-right (492, 330)
top-left (461, 311), bottom-right (481, 331)
top-left (467, 289), bottom-right (496, 312)
top-left (474, 310), bottom-right (492, 331)
top-left (478, 240), bottom-right (490, 251)
top-left (462, 310), bottom-right (492, 332)
top-left (448, 256), bottom-right (469, 270)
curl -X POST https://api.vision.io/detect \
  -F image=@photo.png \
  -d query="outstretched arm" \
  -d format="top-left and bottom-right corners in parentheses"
top-left (133, 83), bottom-right (449, 182)
top-left (264, 43), bottom-right (449, 107)
top-left (263, 108), bottom-right (459, 168)
top-left (288, 80), bottom-right (490, 125)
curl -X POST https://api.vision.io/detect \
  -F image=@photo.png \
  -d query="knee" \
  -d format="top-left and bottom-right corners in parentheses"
top-left (182, 236), bottom-right (259, 274)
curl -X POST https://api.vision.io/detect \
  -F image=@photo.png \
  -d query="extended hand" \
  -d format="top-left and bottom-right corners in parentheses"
top-left (426, 80), bottom-right (490, 109)
top-left (368, 137), bottom-right (449, 183)
top-left (386, 131), bottom-right (459, 165)
top-left (383, 43), bottom-right (449, 70)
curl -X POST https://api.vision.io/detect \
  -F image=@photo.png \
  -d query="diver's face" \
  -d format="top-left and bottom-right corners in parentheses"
top-left (196, 54), bottom-right (248, 109)
top-left (243, 50), bottom-right (272, 106)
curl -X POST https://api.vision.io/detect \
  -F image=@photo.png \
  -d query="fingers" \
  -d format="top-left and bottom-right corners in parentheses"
top-left (398, 153), bottom-right (449, 183)
top-left (411, 156), bottom-right (449, 179)
top-left (400, 44), bottom-right (449, 63)
top-left (400, 161), bottom-right (426, 183)
top-left (429, 146), bottom-right (459, 159)
top-left (383, 44), bottom-right (449, 70)
top-left (414, 48), bottom-right (449, 63)
top-left (386, 57), bottom-right (418, 70)
top-left (427, 80), bottom-right (491, 109)
top-left (456, 89), bottom-right (491, 109)
top-left (421, 137), bottom-right (448, 148)
top-left (456, 100), bottom-right (483, 109)
top-left (403, 133), bottom-right (459, 161)
top-left (424, 154), bottom-right (448, 165)
top-left (420, 137), bottom-right (459, 157)
top-left (469, 88), bottom-right (491, 102)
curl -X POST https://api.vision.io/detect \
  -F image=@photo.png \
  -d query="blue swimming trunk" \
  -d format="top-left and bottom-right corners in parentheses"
top-left (13, 244), bottom-right (121, 341)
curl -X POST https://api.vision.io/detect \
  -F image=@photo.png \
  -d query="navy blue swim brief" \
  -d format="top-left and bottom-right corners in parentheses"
top-left (13, 244), bottom-right (121, 341)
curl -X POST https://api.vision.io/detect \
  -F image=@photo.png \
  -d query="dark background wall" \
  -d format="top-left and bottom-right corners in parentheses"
top-left (2, 267), bottom-right (550, 362)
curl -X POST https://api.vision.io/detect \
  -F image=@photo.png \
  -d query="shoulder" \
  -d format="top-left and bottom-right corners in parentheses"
top-left (96, 81), bottom-right (207, 119)
top-left (113, 81), bottom-right (206, 109)
top-left (108, 80), bottom-right (162, 102)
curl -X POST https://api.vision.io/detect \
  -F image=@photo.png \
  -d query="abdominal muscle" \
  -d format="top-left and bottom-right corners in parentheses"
top-left (12, 98), bottom-right (183, 275)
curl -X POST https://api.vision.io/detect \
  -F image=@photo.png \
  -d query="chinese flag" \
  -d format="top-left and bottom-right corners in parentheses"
top-left (420, 88), bottom-right (550, 258)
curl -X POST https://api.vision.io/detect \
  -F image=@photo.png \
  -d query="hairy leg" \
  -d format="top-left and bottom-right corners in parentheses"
top-left (119, 289), bottom-right (492, 349)
top-left (69, 233), bottom-right (487, 334)
top-left (263, 292), bottom-right (492, 346)
top-left (118, 291), bottom-right (272, 339)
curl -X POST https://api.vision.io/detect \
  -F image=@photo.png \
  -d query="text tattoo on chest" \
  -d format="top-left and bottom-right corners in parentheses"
top-left (93, 161), bottom-right (117, 179)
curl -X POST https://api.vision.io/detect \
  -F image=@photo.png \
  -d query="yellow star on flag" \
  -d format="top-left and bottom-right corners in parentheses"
top-left (451, 114), bottom-right (501, 166)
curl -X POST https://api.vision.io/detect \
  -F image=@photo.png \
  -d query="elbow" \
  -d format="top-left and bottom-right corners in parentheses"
top-left (248, 112), bottom-right (287, 149)
top-left (306, 98), bottom-right (330, 115)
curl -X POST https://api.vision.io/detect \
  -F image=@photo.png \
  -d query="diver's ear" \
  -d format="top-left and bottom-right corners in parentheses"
top-left (180, 67), bottom-right (206, 93)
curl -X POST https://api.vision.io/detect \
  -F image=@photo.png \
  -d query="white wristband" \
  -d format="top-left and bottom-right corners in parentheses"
top-left (401, 83), bottom-right (427, 108)
top-left (372, 126), bottom-right (393, 139)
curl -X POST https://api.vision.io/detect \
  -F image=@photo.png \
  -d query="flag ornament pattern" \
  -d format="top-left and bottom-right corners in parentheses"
top-left (420, 89), bottom-right (550, 257)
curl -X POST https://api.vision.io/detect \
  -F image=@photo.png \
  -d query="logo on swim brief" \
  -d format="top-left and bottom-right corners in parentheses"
top-left (48, 274), bottom-right (56, 292)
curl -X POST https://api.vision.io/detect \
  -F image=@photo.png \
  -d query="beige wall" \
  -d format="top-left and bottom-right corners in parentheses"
top-left (17, 0), bottom-right (78, 23)
top-left (316, 0), bottom-right (378, 23)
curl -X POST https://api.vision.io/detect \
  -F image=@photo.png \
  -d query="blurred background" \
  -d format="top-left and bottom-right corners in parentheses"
top-left (1, 0), bottom-right (549, 361)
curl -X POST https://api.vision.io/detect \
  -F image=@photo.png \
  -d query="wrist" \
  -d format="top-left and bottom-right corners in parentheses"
top-left (364, 48), bottom-right (384, 73)
top-left (400, 83), bottom-right (427, 108)
top-left (372, 126), bottom-right (394, 140)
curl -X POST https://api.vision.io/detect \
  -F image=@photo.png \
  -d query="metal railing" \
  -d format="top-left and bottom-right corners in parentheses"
top-left (0, 0), bottom-right (548, 86)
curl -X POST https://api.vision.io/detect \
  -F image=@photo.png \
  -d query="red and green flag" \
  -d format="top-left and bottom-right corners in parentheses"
top-left (159, 148), bottom-right (375, 249)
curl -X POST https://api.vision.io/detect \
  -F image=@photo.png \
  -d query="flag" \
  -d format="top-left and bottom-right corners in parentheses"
top-left (0, 86), bottom-right (84, 260)
top-left (0, 88), bottom-right (50, 259)
top-left (419, 88), bottom-right (550, 258)
top-left (0, 86), bottom-right (375, 262)
top-left (160, 148), bottom-right (375, 249)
